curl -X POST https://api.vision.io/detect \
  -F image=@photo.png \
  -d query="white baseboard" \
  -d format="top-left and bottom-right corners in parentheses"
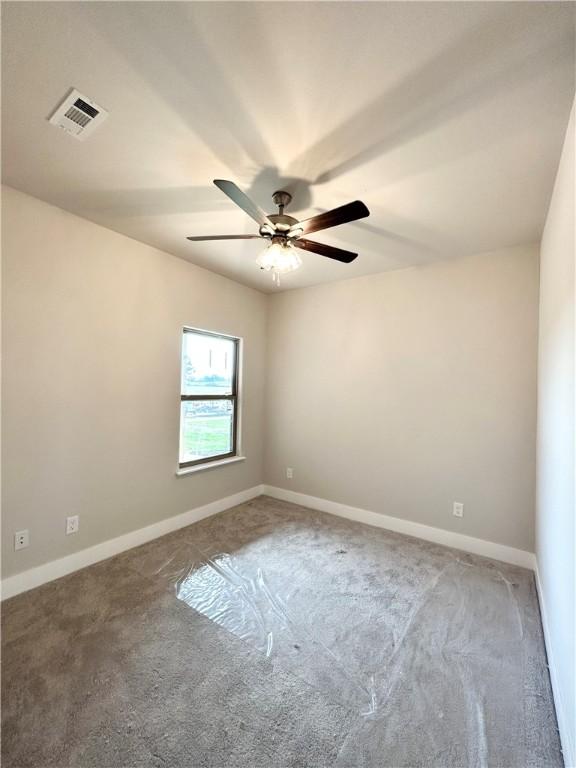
top-left (263, 485), bottom-right (536, 570)
top-left (4, 483), bottom-right (535, 594)
top-left (535, 563), bottom-right (575, 768)
top-left (1, 485), bottom-right (265, 600)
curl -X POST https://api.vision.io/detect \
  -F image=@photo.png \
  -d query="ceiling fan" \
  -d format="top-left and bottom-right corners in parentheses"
top-left (187, 179), bottom-right (370, 284)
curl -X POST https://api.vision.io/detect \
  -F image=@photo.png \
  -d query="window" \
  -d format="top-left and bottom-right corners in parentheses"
top-left (179, 328), bottom-right (240, 468)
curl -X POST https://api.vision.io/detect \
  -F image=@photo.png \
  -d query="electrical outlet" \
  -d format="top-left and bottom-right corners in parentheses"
top-left (14, 530), bottom-right (29, 551)
top-left (286, 467), bottom-right (294, 479)
top-left (66, 515), bottom-right (80, 535)
top-left (453, 502), bottom-right (464, 518)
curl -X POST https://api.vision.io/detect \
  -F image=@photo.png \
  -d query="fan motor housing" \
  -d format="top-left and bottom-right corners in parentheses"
top-left (260, 213), bottom-right (300, 238)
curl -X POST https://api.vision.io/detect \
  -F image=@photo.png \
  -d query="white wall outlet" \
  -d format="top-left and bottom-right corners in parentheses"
top-left (286, 467), bottom-right (294, 479)
top-left (14, 530), bottom-right (29, 551)
top-left (66, 515), bottom-right (80, 535)
top-left (453, 502), bottom-right (464, 518)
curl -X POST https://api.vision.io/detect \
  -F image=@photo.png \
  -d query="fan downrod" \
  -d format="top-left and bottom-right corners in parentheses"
top-left (259, 191), bottom-right (297, 239)
top-left (272, 190), bottom-right (292, 214)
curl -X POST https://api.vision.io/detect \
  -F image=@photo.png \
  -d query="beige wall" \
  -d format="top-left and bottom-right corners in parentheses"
top-left (264, 245), bottom-right (539, 552)
top-left (1, 186), bottom-right (267, 578)
top-left (536, 101), bottom-right (575, 765)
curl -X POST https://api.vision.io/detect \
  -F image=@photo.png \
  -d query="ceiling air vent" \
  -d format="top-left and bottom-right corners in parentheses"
top-left (48, 88), bottom-right (108, 141)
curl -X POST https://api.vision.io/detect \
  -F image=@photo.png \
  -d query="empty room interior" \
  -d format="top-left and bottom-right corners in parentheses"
top-left (1, 2), bottom-right (575, 766)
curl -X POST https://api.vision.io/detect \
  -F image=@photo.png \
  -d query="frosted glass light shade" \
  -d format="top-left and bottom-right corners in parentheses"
top-left (256, 241), bottom-right (302, 274)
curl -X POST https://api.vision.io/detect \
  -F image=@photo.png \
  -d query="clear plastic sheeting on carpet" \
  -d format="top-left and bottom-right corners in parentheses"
top-left (175, 552), bottom-right (377, 714)
top-left (333, 561), bottom-right (525, 767)
top-left (2, 497), bottom-right (561, 768)
top-left (170, 542), bottom-right (526, 764)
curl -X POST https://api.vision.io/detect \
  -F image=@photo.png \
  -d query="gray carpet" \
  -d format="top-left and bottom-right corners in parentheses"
top-left (2, 495), bottom-right (562, 767)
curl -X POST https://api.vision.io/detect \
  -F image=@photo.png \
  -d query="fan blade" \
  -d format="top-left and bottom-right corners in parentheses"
top-left (293, 238), bottom-right (358, 263)
top-left (213, 179), bottom-right (274, 228)
top-left (289, 200), bottom-right (369, 236)
top-left (186, 234), bottom-right (261, 241)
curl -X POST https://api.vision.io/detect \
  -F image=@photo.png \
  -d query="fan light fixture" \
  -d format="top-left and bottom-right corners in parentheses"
top-left (256, 236), bottom-right (302, 285)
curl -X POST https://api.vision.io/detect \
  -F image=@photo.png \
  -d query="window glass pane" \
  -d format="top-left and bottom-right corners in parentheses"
top-left (179, 400), bottom-right (234, 463)
top-left (181, 332), bottom-right (235, 395)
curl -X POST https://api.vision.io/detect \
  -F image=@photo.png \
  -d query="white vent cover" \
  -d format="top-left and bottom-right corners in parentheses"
top-left (48, 88), bottom-right (108, 141)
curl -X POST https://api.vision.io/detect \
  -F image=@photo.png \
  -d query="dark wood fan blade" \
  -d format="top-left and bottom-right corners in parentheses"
top-left (186, 234), bottom-right (262, 241)
top-left (293, 238), bottom-right (358, 263)
top-left (213, 180), bottom-right (274, 228)
top-left (289, 200), bottom-right (369, 236)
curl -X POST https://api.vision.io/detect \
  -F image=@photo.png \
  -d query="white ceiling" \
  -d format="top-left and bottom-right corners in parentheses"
top-left (2, 2), bottom-right (574, 293)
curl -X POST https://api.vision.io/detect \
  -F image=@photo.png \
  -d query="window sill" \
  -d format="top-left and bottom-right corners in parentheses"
top-left (176, 456), bottom-right (246, 476)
